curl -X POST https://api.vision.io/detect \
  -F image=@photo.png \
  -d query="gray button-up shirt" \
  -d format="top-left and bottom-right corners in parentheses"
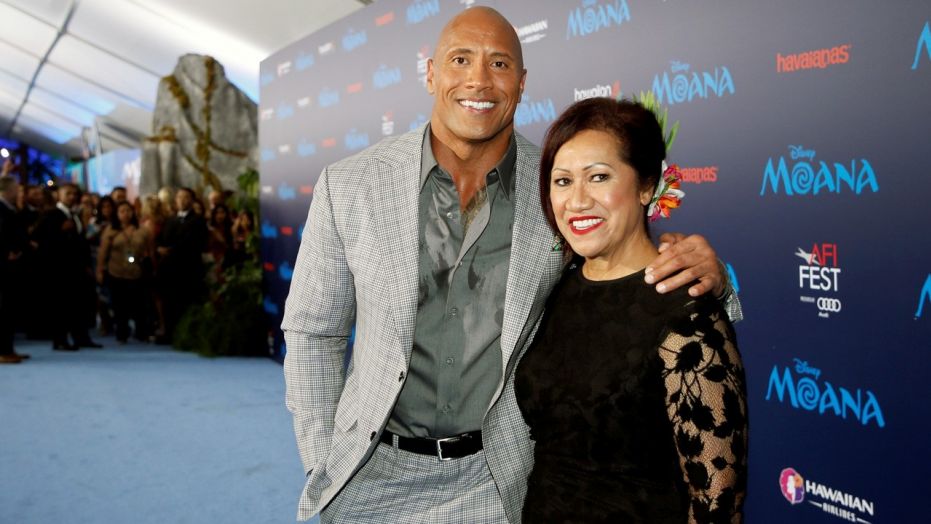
top-left (386, 126), bottom-right (516, 438)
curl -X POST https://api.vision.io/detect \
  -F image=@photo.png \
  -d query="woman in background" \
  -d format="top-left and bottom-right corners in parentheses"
top-left (515, 97), bottom-right (748, 523)
top-left (97, 201), bottom-right (153, 343)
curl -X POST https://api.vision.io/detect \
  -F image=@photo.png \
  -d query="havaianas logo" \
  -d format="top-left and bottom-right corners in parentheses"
top-left (912, 21), bottom-right (931, 70)
top-left (761, 145), bottom-right (878, 196)
top-left (766, 358), bottom-right (885, 428)
top-left (566, 0), bottom-right (630, 40)
top-left (652, 60), bottom-right (734, 106)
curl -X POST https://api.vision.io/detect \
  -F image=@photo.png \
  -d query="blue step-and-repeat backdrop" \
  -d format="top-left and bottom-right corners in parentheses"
top-left (260, 1), bottom-right (931, 521)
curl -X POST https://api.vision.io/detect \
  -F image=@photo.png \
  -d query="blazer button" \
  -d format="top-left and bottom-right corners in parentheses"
top-left (370, 431), bottom-right (377, 441)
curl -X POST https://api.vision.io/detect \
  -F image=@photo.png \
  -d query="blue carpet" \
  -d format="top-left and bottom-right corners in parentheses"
top-left (0, 337), bottom-right (317, 524)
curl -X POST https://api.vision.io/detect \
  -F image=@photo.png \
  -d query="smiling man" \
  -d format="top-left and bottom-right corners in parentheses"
top-left (282, 6), bottom-right (737, 523)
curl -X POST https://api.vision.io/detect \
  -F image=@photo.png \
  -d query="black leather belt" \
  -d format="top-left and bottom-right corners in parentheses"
top-left (380, 430), bottom-right (482, 461)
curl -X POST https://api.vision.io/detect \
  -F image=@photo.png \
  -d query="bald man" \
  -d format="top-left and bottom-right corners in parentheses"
top-left (282, 7), bottom-right (737, 522)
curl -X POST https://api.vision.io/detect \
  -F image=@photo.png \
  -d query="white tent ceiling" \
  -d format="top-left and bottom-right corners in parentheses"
top-left (0, 0), bottom-right (370, 158)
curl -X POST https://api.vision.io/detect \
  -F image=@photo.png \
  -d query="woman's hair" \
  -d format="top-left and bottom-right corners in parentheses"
top-left (111, 200), bottom-right (138, 231)
top-left (539, 97), bottom-right (666, 238)
top-left (141, 195), bottom-right (166, 223)
top-left (96, 195), bottom-right (115, 221)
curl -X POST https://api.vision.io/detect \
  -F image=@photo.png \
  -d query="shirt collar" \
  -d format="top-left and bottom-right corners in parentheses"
top-left (419, 124), bottom-right (516, 200)
top-left (56, 201), bottom-right (72, 217)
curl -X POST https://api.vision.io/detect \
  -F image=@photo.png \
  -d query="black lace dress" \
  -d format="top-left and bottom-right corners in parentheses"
top-left (515, 265), bottom-right (748, 523)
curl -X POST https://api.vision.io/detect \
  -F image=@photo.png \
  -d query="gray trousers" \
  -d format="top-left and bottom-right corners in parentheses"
top-left (320, 439), bottom-right (507, 523)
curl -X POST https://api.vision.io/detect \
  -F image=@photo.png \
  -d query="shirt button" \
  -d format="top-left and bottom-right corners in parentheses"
top-left (442, 404), bottom-right (451, 414)
top-left (449, 307), bottom-right (458, 317)
top-left (446, 211), bottom-right (455, 220)
top-left (446, 357), bottom-right (454, 365)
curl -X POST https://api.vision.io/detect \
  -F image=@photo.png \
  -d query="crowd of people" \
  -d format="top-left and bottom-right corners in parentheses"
top-left (0, 161), bottom-right (256, 364)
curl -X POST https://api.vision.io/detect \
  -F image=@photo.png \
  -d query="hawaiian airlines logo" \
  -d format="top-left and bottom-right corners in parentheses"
top-left (566, 0), bottom-right (630, 40)
top-left (913, 21), bottom-right (931, 70)
top-left (514, 95), bottom-right (556, 128)
top-left (779, 468), bottom-right (805, 505)
top-left (766, 357), bottom-right (885, 428)
top-left (382, 112), bottom-right (395, 136)
top-left (344, 129), bottom-right (370, 151)
top-left (778, 466), bottom-right (876, 523)
top-left (342, 29), bottom-right (367, 52)
top-left (297, 96), bottom-right (312, 110)
top-left (797, 242), bottom-right (841, 318)
top-left (761, 145), bottom-right (878, 196)
top-left (295, 53), bottom-right (314, 71)
top-left (679, 166), bottom-right (718, 184)
top-left (406, 0), bottom-right (439, 25)
top-left (916, 274), bottom-right (931, 318)
top-left (777, 44), bottom-right (850, 73)
top-left (573, 81), bottom-right (621, 101)
top-left (416, 45), bottom-right (431, 87)
top-left (276, 144), bottom-right (291, 156)
top-left (373, 65), bottom-right (402, 90)
top-left (516, 19), bottom-right (548, 44)
top-left (652, 60), bottom-right (734, 106)
top-left (318, 88), bottom-right (340, 108)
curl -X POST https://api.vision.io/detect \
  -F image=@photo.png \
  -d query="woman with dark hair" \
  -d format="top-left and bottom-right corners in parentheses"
top-left (515, 97), bottom-right (748, 523)
top-left (96, 201), bottom-right (153, 343)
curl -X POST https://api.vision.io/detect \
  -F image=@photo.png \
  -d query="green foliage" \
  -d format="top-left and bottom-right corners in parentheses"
top-left (173, 168), bottom-right (266, 357)
top-left (635, 91), bottom-right (680, 153)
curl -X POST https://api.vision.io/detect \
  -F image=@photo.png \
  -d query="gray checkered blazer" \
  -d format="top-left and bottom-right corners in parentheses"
top-left (282, 126), bottom-right (565, 522)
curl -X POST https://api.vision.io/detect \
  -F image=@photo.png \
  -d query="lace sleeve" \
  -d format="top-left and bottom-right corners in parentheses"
top-left (658, 301), bottom-right (748, 523)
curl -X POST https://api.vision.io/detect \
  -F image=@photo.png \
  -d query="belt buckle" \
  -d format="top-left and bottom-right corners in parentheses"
top-left (435, 434), bottom-right (463, 462)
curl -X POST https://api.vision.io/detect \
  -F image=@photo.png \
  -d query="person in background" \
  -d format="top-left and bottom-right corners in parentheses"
top-left (0, 175), bottom-right (29, 363)
top-left (110, 186), bottom-right (127, 204)
top-left (157, 186), bottom-right (176, 216)
top-left (516, 97), bottom-right (748, 523)
top-left (207, 203), bottom-right (233, 270)
top-left (155, 187), bottom-right (206, 343)
top-left (88, 195), bottom-right (116, 336)
top-left (226, 208), bottom-right (255, 269)
top-left (97, 201), bottom-right (153, 344)
top-left (34, 183), bottom-right (101, 350)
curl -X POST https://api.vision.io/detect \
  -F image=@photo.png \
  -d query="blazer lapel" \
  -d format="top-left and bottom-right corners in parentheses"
top-left (370, 131), bottom-right (423, 365)
top-left (499, 135), bottom-right (566, 371)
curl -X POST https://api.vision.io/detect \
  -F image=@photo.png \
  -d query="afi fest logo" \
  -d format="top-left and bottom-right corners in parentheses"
top-left (913, 21), bottom-right (931, 70)
top-left (917, 274), bottom-right (931, 318)
top-left (566, 0), bottom-right (630, 40)
top-left (761, 145), bottom-right (878, 196)
top-left (652, 60), bottom-right (734, 106)
top-left (797, 243), bottom-right (841, 318)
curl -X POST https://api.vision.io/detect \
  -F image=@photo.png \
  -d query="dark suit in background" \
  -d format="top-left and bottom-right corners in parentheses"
top-left (157, 212), bottom-right (207, 341)
top-left (0, 197), bottom-right (26, 356)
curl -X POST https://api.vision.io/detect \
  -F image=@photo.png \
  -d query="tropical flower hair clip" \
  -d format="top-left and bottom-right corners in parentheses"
top-left (634, 91), bottom-right (685, 222)
top-left (647, 161), bottom-right (685, 222)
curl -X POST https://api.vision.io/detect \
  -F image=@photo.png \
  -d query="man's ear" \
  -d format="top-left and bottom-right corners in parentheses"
top-left (426, 58), bottom-right (436, 95)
